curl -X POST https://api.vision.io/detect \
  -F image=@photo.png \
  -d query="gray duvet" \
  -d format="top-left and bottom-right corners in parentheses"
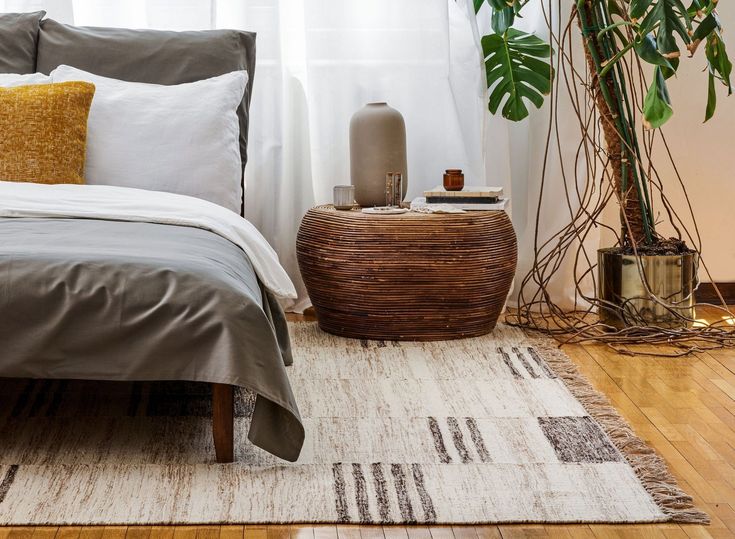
top-left (0, 217), bottom-right (304, 462)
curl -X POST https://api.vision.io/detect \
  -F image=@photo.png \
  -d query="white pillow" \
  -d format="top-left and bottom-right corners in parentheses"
top-left (0, 73), bottom-right (52, 86)
top-left (50, 65), bottom-right (247, 213)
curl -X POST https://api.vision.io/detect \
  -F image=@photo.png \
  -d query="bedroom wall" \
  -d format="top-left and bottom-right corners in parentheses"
top-left (595, 12), bottom-right (735, 284)
top-left (650, 9), bottom-right (735, 283)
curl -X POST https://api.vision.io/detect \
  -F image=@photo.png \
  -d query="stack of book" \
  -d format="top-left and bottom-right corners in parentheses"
top-left (422, 186), bottom-right (507, 210)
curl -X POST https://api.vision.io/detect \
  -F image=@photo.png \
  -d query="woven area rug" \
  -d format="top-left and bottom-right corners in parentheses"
top-left (0, 322), bottom-right (706, 525)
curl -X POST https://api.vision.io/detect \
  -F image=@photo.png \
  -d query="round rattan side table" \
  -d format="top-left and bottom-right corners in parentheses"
top-left (296, 205), bottom-right (517, 341)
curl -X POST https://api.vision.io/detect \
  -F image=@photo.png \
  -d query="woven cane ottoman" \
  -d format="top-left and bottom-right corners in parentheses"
top-left (296, 205), bottom-right (517, 341)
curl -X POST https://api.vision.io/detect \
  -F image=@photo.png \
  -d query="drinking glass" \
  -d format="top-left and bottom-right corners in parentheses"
top-left (333, 185), bottom-right (355, 210)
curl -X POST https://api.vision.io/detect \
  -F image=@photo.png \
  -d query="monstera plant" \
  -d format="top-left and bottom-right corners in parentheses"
top-left (476, 0), bottom-right (732, 329)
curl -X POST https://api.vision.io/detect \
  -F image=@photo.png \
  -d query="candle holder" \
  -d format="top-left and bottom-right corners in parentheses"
top-left (333, 185), bottom-right (356, 210)
top-left (443, 169), bottom-right (464, 191)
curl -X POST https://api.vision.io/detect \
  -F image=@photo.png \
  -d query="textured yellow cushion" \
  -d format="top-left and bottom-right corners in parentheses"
top-left (0, 81), bottom-right (95, 184)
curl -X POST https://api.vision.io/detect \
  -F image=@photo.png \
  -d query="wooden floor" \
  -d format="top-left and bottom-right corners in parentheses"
top-left (3, 308), bottom-right (735, 538)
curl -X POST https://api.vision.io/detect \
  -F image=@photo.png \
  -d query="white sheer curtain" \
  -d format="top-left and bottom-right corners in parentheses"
top-left (2, 0), bottom-right (592, 310)
top-left (505, 0), bottom-right (599, 310)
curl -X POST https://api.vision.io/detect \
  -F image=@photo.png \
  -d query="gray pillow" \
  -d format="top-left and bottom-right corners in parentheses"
top-left (0, 11), bottom-right (45, 74)
top-left (37, 19), bottom-right (257, 214)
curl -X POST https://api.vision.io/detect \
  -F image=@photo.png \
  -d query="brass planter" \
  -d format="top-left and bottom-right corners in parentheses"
top-left (597, 248), bottom-right (698, 329)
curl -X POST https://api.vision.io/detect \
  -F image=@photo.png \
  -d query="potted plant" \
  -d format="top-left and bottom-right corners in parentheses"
top-left (475, 0), bottom-right (731, 329)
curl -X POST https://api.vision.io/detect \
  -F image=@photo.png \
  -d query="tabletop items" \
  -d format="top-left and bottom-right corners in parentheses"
top-left (337, 155), bottom-right (509, 214)
top-left (333, 173), bottom-right (509, 213)
top-left (347, 102), bottom-right (507, 213)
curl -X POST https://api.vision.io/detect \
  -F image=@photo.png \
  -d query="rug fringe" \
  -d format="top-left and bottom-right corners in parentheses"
top-left (527, 336), bottom-right (710, 525)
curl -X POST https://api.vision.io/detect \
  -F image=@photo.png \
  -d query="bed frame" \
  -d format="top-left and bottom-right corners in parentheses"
top-left (2, 18), bottom-right (259, 465)
top-left (212, 383), bottom-right (235, 463)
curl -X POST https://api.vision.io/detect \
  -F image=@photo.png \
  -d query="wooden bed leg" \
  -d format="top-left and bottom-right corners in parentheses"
top-left (212, 383), bottom-right (234, 463)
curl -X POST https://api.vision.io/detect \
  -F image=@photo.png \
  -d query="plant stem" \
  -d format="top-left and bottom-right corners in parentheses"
top-left (577, 0), bottom-right (655, 246)
top-left (599, 41), bottom-right (634, 78)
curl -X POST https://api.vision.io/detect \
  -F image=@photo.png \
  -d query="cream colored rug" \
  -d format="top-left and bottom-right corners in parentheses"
top-left (0, 322), bottom-right (706, 525)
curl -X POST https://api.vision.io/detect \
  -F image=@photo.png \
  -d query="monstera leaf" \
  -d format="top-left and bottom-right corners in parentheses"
top-left (482, 28), bottom-right (553, 121)
top-left (491, 6), bottom-right (516, 34)
top-left (686, 0), bottom-right (717, 17)
top-left (643, 66), bottom-right (674, 128)
top-left (475, 0), bottom-right (516, 13)
top-left (635, 33), bottom-right (675, 70)
top-left (687, 11), bottom-right (719, 55)
top-left (632, 0), bottom-right (691, 58)
top-left (475, 0), bottom-right (518, 33)
top-left (705, 30), bottom-right (733, 121)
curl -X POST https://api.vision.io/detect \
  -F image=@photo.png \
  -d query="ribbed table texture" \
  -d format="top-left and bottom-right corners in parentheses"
top-left (296, 205), bottom-right (517, 340)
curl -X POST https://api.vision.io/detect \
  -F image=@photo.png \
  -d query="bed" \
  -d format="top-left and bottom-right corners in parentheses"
top-left (0, 15), bottom-right (304, 463)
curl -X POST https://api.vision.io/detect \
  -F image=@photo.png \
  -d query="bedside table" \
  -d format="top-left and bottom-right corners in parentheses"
top-left (296, 205), bottom-right (517, 341)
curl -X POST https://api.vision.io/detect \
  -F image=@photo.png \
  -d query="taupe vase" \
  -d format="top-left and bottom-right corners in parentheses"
top-left (349, 102), bottom-right (407, 207)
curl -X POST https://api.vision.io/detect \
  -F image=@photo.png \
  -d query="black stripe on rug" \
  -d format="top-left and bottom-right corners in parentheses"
top-left (526, 346), bottom-right (558, 378)
top-left (371, 463), bottom-right (391, 522)
top-left (465, 417), bottom-right (491, 463)
top-left (390, 464), bottom-right (416, 523)
top-left (446, 417), bottom-right (472, 463)
top-left (0, 465), bottom-right (19, 505)
top-left (512, 347), bottom-right (541, 379)
top-left (427, 417), bottom-right (452, 464)
top-left (352, 463), bottom-right (371, 523)
top-left (411, 463), bottom-right (437, 523)
top-left (497, 347), bottom-right (523, 378)
top-left (331, 463), bottom-right (350, 523)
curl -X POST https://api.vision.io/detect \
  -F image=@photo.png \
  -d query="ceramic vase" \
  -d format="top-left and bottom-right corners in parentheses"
top-left (349, 102), bottom-right (407, 206)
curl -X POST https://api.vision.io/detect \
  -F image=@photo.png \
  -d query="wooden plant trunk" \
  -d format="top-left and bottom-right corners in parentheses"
top-left (577, 0), bottom-right (649, 246)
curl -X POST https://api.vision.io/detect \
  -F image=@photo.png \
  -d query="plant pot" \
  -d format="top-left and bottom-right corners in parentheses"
top-left (597, 248), bottom-right (698, 329)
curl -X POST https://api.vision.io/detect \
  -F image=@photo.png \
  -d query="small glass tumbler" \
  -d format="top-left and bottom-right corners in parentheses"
top-left (333, 185), bottom-right (355, 210)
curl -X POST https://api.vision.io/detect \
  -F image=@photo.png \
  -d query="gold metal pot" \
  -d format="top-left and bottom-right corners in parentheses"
top-left (597, 248), bottom-right (698, 329)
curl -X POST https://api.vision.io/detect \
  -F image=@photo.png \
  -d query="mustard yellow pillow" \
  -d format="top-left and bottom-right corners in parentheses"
top-left (0, 81), bottom-right (95, 184)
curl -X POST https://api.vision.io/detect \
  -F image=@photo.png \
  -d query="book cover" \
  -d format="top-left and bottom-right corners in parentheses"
top-left (423, 185), bottom-right (503, 198)
top-left (426, 195), bottom-right (499, 204)
top-left (447, 198), bottom-right (509, 211)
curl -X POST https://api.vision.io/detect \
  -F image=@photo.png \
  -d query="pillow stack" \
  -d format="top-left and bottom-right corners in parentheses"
top-left (0, 15), bottom-right (256, 215)
top-left (37, 19), bottom-right (256, 214)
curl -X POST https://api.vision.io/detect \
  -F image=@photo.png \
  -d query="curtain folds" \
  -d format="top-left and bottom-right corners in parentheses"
top-left (2, 0), bottom-right (593, 311)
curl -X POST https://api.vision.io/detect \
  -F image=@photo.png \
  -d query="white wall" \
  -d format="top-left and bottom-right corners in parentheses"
top-left (655, 10), bottom-right (735, 283)
top-left (589, 12), bottom-right (735, 284)
top-left (501, 1), bottom-right (735, 304)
